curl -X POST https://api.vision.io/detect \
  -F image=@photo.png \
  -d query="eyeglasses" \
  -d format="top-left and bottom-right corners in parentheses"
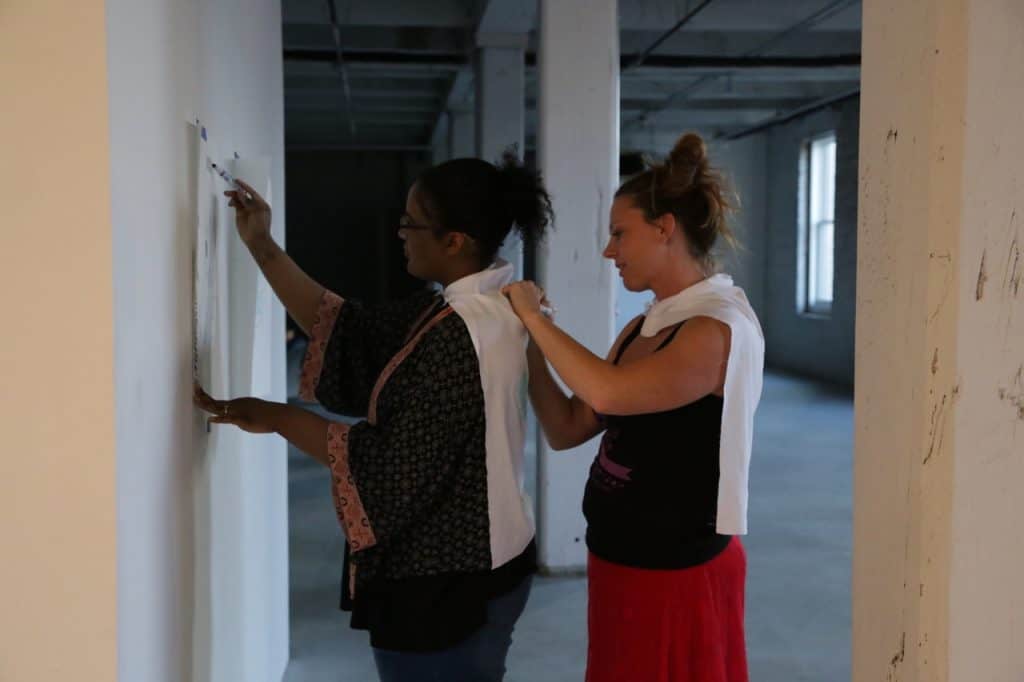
top-left (397, 216), bottom-right (477, 245)
top-left (398, 215), bottom-right (435, 232)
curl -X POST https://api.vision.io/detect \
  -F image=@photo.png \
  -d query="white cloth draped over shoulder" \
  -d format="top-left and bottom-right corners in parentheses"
top-left (639, 273), bottom-right (765, 535)
top-left (443, 260), bottom-right (535, 567)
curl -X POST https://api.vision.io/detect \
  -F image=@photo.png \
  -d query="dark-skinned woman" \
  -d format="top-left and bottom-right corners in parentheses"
top-left (195, 152), bottom-right (553, 682)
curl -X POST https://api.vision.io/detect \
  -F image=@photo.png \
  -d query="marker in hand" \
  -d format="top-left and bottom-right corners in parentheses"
top-left (211, 163), bottom-right (253, 201)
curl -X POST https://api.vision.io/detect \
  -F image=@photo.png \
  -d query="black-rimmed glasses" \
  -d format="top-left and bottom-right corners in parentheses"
top-left (398, 215), bottom-right (435, 232)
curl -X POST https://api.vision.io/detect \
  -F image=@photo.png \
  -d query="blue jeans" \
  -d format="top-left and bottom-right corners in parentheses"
top-left (372, 575), bottom-right (533, 682)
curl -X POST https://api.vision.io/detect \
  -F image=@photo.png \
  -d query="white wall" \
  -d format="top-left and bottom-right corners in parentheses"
top-left (105, 0), bottom-right (288, 680)
top-left (0, 4), bottom-right (118, 680)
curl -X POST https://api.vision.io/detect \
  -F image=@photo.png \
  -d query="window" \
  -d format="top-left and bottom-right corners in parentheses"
top-left (799, 133), bottom-right (837, 316)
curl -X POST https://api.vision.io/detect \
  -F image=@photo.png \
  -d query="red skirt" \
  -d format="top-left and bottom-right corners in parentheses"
top-left (586, 538), bottom-right (748, 682)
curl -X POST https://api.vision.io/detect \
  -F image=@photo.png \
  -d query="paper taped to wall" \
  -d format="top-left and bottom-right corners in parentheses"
top-left (191, 119), bottom-right (272, 398)
top-left (192, 121), bottom-right (219, 388)
top-left (227, 156), bottom-right (272, 396)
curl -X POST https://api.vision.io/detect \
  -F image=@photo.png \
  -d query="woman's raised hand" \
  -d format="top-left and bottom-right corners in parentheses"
top-left (225, 179), bottom-right (272, 247)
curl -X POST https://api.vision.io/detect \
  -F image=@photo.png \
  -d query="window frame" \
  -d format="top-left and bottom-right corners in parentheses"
top-left (797, 131), bottom-right (838, 318)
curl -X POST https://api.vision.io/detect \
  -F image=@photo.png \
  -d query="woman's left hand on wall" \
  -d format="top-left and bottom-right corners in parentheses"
top-left (193, 383), bottom-right (277, 434)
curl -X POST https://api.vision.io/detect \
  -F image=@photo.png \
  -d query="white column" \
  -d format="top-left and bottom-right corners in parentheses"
top-left (447, 107), bottom-right (476, 160)
top-left (536, 0), bottom-right (619, 571)
top-left (475, 37), bottom-right (526, 273)
top-left (430, 111), bottom-right (450, 166)
top-left (855, 1), bottom-right (1024, 681)
top-left (475, 42), bottom-right (525, 163)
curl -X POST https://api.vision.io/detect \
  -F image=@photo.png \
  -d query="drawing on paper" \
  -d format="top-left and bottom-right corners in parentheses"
top-left (192, 122), bottom-right (218, 386)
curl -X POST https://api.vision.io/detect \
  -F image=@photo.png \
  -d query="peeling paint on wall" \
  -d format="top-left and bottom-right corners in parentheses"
top-left (976, 249), bottom-right (988, 300)
top-left (887, 631), bottom-right (906, 681)
top-left (998, 365), bottom-right (1024, 420)
top-left (924, 392), bottom-right (949, 465)
top-left (1003, 232), bottom-right (1020, 298)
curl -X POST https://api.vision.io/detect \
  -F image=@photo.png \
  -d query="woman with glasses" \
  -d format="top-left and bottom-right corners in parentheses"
top-left (195, 151), bottom-right (552, 682)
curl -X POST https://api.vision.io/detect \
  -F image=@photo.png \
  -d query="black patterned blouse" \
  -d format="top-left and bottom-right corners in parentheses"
top-left (299, 285), bottom-right (535, 651)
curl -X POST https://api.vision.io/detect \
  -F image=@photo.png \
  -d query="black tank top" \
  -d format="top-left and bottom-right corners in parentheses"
top-left (582, 318), bottom-right (731, 569)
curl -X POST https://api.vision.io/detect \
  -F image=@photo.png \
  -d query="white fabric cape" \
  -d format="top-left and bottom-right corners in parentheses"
top-left (640, 273), bottom-right (765, 535)
top-left (443, 261), bottom-right (535, 567)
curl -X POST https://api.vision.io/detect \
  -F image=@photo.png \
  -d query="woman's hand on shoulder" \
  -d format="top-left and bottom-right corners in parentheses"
top-left (501, 280), bottom-right (554, 322)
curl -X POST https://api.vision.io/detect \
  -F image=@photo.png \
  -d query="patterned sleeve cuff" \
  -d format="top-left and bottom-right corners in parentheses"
top-left (326, 422), bottom-right (378, 552)
top-left (299, 290), bottom-right (344, 402)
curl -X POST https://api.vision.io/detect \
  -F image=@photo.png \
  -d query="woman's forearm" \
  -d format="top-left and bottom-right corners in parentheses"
top-left (527, 342), bottom-right (574, 447)
top-left (521, 312), bottom-right (618, 415)
top-left (246, 235), bottom-right (325, 335)
top-left (526, 342), bottom-right (601, 450)
top-left (267, 403), bottom-right (331, 467)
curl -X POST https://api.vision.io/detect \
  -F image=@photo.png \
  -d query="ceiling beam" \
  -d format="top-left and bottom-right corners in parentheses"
top-left (286, 99), bottom-right (442, 114)
top-left (281, 0), bottom-right (480, 27)
top-left (618, 78), bottom-right (860, 101)
top-left (287, 143), bottom-right (434, 152)
top-left (620, 96), bottom-right (815, 111)
top-left (625, 0), bottom-right (718, 70)
top-left (284, 61), bottom-right (460, 79)
top-left (282, 24), bottom-right (473, 53)
top-left (720, 86), bottom-right (861, 140)
top-left (285, 78), bottom-right (444, 98)
top-left (617, 0), bottom-right (861, 32)
top-left (623, 0), bottom-right (862, 128)
top-left (284, 48), bottom-right (466, 66)
top-left (284, 47), bottom-right (860, 71)
top-left (619, 28), bottom-right (862, 57)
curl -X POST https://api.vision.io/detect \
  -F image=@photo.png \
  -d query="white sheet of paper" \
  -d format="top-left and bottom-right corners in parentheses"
top-left (193, 123), bottom-right (219, 389)
top-left (228, 156), bottom-right (272, 396)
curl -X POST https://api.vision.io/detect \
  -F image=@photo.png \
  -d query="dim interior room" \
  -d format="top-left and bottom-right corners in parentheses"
top-left (3, 1), bottom-right (1023, 681)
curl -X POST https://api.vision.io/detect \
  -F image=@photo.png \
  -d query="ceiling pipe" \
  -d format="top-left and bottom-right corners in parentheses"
top-left (283, 49), bottom-right (860, 71)
top-left (625, 0), bottom-right (862, 128)
top-left (720, 86), bottom-right (861, 140)
top-left (325, 0), bottom-right (356, 136)
top-left (625, 0), bottom-right (718, 71)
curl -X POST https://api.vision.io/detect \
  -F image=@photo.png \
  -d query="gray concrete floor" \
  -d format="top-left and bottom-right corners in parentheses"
top-left (283, 345), bottom-right (852, 681)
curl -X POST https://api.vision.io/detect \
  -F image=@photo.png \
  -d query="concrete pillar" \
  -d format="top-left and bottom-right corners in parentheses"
top-left (475, 38), bottom-right (526, 273)
top-left (430, 111), bottom-right (450, 166)
top-left (536, 0), bottom-right (619, 571)
top-left (475, 42), bottom-right (525, 163)
top-left (855, 1), bottom-right (1024, 680)
top-left (447, 107), bottom-right (476, 160)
